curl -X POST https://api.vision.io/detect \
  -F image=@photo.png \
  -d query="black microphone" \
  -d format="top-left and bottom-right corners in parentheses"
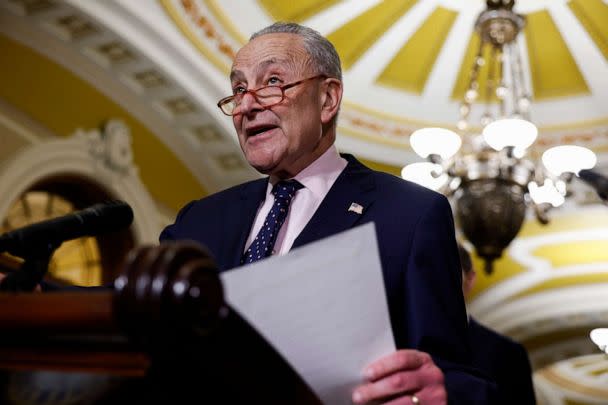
top-left (0, 200), bottom-right (134, 258)
top-left (579, 169), bottom-right (608, 202)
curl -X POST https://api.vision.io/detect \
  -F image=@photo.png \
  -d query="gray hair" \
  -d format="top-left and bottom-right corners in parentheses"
top-left (250, 22), bottom-right (342, 81)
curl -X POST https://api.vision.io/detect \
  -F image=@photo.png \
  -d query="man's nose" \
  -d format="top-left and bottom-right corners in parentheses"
top-left (237, 92), bottom-right (263, 116)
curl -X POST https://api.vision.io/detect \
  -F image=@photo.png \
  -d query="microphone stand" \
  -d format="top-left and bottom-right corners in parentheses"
top-left (0, 241), bottom-right (59, 292)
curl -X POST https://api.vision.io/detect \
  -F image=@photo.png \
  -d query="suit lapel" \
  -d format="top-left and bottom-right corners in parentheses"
top-left (293, 155), bottom-right (376, 249)
top-left (219, 178), bottom-right (269, 270)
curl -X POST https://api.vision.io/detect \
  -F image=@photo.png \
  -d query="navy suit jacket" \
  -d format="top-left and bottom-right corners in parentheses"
top-left (469, 318), bottom-right (536, 404)
top-left (161, 154), bottom-right (495, 403)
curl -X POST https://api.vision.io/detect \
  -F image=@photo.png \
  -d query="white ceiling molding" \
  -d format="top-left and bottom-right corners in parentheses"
top-left (0, 0), bottom-right (259, 193)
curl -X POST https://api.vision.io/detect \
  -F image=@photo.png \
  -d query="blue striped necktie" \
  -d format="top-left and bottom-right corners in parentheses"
top-left (241, 180), bottom-right (303, 264)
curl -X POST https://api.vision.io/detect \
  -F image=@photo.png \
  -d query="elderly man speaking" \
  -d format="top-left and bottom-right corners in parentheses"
top-left (161, 22), bottom-right (494, 404)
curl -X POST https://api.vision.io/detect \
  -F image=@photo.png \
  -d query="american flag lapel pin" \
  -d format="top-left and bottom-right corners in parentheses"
top-left (348, 202), bottom-right (364, 215)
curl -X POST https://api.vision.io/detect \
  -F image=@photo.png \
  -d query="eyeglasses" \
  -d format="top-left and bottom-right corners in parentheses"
top-left (217, 75), bottom-right (326, 116)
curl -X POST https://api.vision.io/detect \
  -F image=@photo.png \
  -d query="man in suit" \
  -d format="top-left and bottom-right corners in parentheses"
top-left (162, 22), bottom-right (494, 404)
top-left (458, 244), bottom-right (536, 404)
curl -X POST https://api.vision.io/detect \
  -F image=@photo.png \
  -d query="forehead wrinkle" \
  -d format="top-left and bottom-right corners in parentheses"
top-left (231, 34), bottom-right (312, 83)
top-left (230, 57), bottom-right (288, 83)
top-left (255, 57), bottom-right (298, 77)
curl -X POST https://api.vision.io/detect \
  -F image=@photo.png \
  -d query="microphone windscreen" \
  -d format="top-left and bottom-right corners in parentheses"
top-left (78, 200), bottom-right (134, 235)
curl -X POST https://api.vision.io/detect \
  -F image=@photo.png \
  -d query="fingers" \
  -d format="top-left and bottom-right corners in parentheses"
top-left (364, 350), bottom-right (430, 381)
top-left (352, 350), bottom-right (446, 405)
top-left (353, 378), bottom-right (446, 405)
top-left (353, 370), bottom-right (422, 404)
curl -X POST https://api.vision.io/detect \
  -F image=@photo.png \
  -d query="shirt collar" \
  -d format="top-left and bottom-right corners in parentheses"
top-left (266, 145), bottom-right (347, 198)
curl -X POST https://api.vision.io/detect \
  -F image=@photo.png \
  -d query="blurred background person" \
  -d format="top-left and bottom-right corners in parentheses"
top-left (459, 243), bottom-right (536, 404)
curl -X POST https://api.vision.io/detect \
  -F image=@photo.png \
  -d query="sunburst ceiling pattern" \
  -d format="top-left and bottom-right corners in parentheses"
top-left (192, 0), bottom-right (608, 165)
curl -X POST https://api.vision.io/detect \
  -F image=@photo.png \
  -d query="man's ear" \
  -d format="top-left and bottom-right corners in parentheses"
top-left (463, 270), bottom-right (477, 298)
top-left (320, 78), bottom-right (343, 125)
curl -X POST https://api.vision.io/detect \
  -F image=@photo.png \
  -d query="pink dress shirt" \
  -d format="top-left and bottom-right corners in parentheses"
top-left (243, 145), bottom-right (347, 256)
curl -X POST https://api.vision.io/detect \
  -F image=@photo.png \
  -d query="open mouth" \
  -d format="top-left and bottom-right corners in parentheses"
top-left (246, 125), bottom-right (278, 137)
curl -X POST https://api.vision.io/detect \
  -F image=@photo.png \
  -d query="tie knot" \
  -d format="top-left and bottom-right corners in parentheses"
top-left (272, 180), bottom-right (303, 200)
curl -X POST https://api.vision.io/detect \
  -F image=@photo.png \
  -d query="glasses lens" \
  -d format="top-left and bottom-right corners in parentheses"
top-left (256, 86), bottom-right (283, 106)
top-left (220, 99), bottom-right (236, 115)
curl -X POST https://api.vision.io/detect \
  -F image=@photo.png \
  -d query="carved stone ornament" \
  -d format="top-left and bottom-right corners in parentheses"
top-left (77, 119), bottom-right (135, 174)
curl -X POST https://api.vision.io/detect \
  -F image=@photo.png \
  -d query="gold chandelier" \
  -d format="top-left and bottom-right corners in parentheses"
top-left (402, 0), bottom-right (597, 273)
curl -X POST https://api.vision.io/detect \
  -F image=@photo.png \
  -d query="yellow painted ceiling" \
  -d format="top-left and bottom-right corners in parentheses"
top-left (378, 6), bottom-right (457, 94)
top-left (533, 240), bottom-right (608, 267)
top-left (326, 0), bottom-right (418, 70)
top-left (0, 33), bottom-right (206, 212)
top-left (259, 0), bottom-right (340, 22)
top-left (525, 9), bottom-right (590, 100)
top-left (568, 0), bottom-right (608, 61)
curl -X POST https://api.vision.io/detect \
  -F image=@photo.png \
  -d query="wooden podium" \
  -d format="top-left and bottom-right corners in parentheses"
top-left (0, 243), bottom-right (321, 404)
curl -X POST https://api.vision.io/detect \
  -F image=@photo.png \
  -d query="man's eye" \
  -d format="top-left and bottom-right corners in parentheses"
top-left (267, 77), bottom-right (281, 85)
top-left (233, 86), bottom-right (246, 94)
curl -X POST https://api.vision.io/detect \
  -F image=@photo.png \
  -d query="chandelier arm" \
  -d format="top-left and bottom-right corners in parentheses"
top-left (498, 47), bottom-right (506, 118)
top-left (559, 172), bottom-right (575, 187)
top-left (514, 41), bottom-right (530, 120)
top-left (485, 45), bottom-right (496, 115)
top-left (533, 202), bottom-right (551, 225)
top-left (510, 43), bottom-right (519, 115)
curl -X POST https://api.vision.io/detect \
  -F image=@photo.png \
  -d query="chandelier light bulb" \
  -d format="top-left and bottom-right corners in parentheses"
top-left (409, 128), bottom-right (462, 160)
top-left (401, 162), bottom-right (447, 191)
top-left (459, 103), bottom-right (470, 116)
top-left (482, 118), bottom-right (538, 151)
top-left (495, 85), bottom-right (508, 99)
top-left (528, 179), bottom-right (565, 207)
top-left (542, 145), bottom-right (597, 176)
top-left (555, 179), bottom-right (567, 194)
top-left (590, 328), bottom-right (608, 354)
top-left (512, 147), bottom-right (525, 159)
top-left (465, 89), bottom-right (478, 102)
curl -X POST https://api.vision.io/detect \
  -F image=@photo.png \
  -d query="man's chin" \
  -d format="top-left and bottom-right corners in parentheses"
top-left (245, 153), bottom-right (290, 178)
top-left (251, 162), bottom-right (295, 180)
top-left (249, 160), bottom-right (279, 176)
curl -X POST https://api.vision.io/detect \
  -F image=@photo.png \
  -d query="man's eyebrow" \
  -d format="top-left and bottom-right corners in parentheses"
top-left (230, 69), bottom-right (245, 83)
top-left (258, 58), bottom-right (283, 71)
top-left (230, 57), bottom-right (289, 82)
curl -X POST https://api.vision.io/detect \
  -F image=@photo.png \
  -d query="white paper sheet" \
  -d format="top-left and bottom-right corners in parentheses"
top-left (221, 222), bottom-right (396, 404)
